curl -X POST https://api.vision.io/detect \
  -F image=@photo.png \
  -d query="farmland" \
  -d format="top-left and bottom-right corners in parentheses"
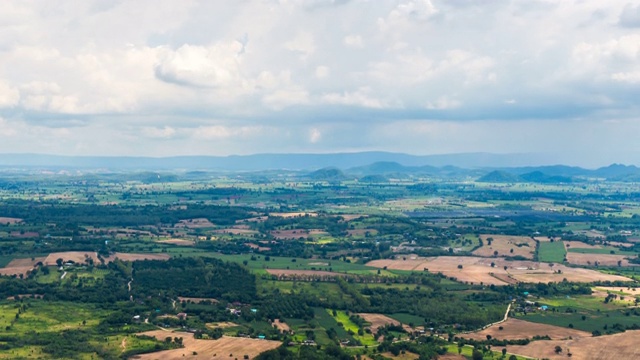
top-left (0, 165), bottom-right (639, 359)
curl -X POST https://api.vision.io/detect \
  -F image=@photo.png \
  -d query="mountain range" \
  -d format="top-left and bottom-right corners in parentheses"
top-left (0, 152), bottom-right (639, 182)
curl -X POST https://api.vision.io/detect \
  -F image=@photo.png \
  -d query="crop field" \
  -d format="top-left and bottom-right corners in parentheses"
top-left (537, 241), bottom-right (566, 262)
top-left (502, 330), bottom-right (640, 360)
top-left (367, 256), bottom-right (632, 285)
top-left (356, 313), bottom-right (400, 332)
top-left (156, 238), bottom-right (195, 246)
top-left (135, 331), bottom-right (281, 360)
top-left (565, 252), bottom-right (636, 266)
top-left (460, 318), bottom-right (590, 341)
top-left (474, 235), bottom-right (536, 259)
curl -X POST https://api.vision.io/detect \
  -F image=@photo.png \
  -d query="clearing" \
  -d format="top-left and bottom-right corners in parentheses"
top-left (271, 319), bottom-right (291, 332)
top-left (565, 252), bottom-right (636, 267)
top-left (502, 330), bottom-right (640, 360)
top-left (0, 217), bottom-right (23, 224)
top-left (473, 235), bottom-right (536, 259)
top-left (157, 238), bottom-right (195, 246)
top-left (357, 313), bottom-right (400, 332)
top-left (134, 331), bottom-right (280, 360)
top-left (461, 318), bottom-right (590, 341)
top-left (366, 256), bottom-right (631, 285)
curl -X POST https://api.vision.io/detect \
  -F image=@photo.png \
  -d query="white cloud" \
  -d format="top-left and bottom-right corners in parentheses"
top-left (322, 87), bottom-right (389, 109)
top-left (155, 43), bottom-right (246, 89)
top-left (283, 32), bottom-right (316, 59)
top-left (343, 34), bottom-right (363, 48)
top-left (0, 82), bottom-right (20, 108)
top-left (315, 66), bottom-right (330, 79)
top-left (309, 128), bottom-right (322, 143)
top-left (426, 96), bottom-right (461, 110)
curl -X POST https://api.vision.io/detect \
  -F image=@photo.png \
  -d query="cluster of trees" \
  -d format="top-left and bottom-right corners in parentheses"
top-left (133, 257), bottom-right (256, 302)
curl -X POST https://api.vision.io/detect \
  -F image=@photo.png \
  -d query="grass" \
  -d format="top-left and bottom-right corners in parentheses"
top-left (327, 309), bottom-right (377, 346)
top-left (537, 241), bottom-right (566, 262)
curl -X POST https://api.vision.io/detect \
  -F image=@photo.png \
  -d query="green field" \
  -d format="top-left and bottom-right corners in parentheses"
top-left (537, 241), bottom-right (566, 262)
top-left (327, 309), bottom-right (377, 346)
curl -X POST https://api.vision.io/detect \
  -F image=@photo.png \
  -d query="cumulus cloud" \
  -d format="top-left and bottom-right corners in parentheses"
top-left (0, 0), bottom-right (637, 165)
top-left (619, 3), bottom-right (640, 27)
top-left (155, 43), bottom-right (245, 88)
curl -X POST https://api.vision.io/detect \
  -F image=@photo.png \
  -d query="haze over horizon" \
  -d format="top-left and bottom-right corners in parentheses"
top-left (1, 1), bottom-right (640, 167)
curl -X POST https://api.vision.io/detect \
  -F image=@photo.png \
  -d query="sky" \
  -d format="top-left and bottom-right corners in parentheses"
top-left (0, 0), bottom-right (640, 166)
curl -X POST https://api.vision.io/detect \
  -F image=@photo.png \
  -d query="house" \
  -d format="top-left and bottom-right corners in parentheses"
top-left (177, 312), bottom-right (187, 320)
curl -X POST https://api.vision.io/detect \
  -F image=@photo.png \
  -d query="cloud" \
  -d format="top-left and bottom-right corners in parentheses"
top-left (322, 87), bottom-right (390, 109)
top-left (309, 128), bottom-right (322, 143)
top-left (343, 34), bottom-right (363, 48)
top-left (619, 3), bottom-right (640, 27)
top-left (283, 32), bottom-right (316, 59)
top-left (0, 0), bottom-right (636, 166)
top-left (154, 43), bottom-right (245, 88)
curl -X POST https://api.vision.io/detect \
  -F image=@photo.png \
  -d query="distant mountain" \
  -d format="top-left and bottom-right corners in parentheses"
top-left (519, 171), bottom-right (573, 184)
top-left (0, 153), bottom-right (638, 182)
top-left (0, 152), bottom-right (567, 171)
top-left (478, 170), bottom-right (572, 184)
top-left (477, 170), bottom-right (520, 183)
top-left (306, 167), bottom-right (347, 181)
top-left (358, 174), bottom-right (388, 183)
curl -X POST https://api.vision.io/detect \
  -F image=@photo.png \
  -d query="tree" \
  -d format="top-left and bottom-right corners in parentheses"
top-left (56, 258), bottom-right (64, 267)
top-left (555, 345), bottom-right (562, 354)
top-left (502, 348), bottom-right (507, 356)
top-left (472, 349), bottom-right (483, 360)
top-left (509, 356), bottom-right (518, 360)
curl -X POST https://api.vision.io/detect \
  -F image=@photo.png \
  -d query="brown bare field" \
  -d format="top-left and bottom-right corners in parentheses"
top-left (272, 319), bottom-right (291, 332)
top-left (270, 212), bottom-right (317, 218)
top-left (157, 238), bottom-right (195, 246)
top-left (565, 252), bottom-right (635, 266)
top-left (6, 257), bottom-right (46, 268)
top-left (0, 217), bottom-right (23, 224)
top-left (0, 266), bottom-right (34, 276)
top-left (175, 218), bottom-right (215, 229)
top-left (564, 241), bottom-right (601, 249)
top-left (108, 253), bottom-right (171, 262)
top-left (134, 331), bottom-right (280, 360)
top-left (533, 236), bottom-right (554, 242)
top-left (178, 297), bottom-right (218, 304)
top-left (357, 313), bottom-right (400, 332)
top-left (380, 352), bottom-right (420, 360)
top-left (473, 235), bottom-right (536, 259)
top-left (0, 256), bottom-right (47, 277)
top-left (592, 287), bottom-right (640, 305)
top-left (266, 269), bottom-right (350, 277)
top-left (43, 252), bottom-right (99, 265)
top-left (502, 330), bottom-right (640, 360)
top-left (270, 229), bottom-right (311, 240)
top-left (433, 355), bottom-right (465, 360)
top-left (339, 214), bottom-right (367, 221)
top-left (367, 257), bottom-right (631, 285)
top-left (462, 318), bottom-right (589, 341)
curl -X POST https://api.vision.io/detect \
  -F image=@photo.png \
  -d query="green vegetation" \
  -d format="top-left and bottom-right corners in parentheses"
top-left (0, 166), bottom-right (639, 358)
top-left (538, 241), bottom-right (567, 262)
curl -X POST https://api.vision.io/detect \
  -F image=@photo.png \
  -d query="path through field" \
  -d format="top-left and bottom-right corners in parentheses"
top-left (60, 271), bottom-right (67, 280)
